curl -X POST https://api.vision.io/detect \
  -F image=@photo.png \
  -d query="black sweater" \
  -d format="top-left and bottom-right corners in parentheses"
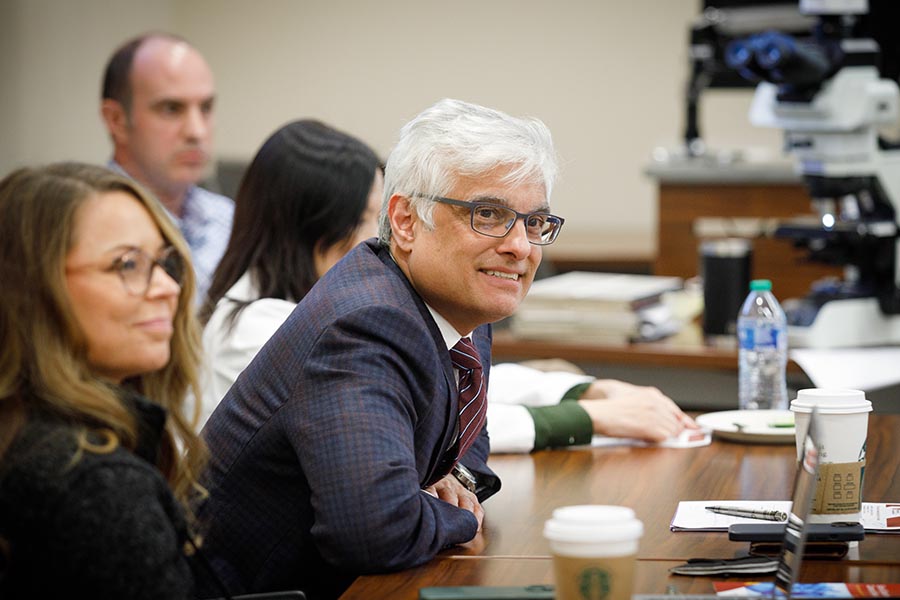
top-left (0, 392), bottom-right (195, 599)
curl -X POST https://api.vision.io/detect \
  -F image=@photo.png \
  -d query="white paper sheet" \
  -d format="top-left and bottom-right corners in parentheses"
top-left (790, 347), bottom-right (900, 391)
top-left (670, 500), bottom-right (900, 532)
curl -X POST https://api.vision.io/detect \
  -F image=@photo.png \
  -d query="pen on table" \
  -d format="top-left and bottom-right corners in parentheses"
top-left (705, 505), bottom-right (787, 522)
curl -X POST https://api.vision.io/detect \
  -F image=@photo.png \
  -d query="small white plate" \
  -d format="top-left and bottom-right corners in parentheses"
top-left (695, 409), bottom-right (795, 444)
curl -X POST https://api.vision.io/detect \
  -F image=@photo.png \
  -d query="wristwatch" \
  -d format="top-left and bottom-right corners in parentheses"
top-left (451, 463), bottom-right (477, 493)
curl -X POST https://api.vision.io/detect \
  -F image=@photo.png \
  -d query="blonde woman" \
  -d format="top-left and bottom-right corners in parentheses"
top-left (0, 163), bottom-right (206, 598)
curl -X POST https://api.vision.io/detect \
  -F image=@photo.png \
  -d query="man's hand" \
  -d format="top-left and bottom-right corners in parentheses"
top-left (423, 474), bottom-right (484, 531)
top-left (578, 379), bottom-right (698, 442)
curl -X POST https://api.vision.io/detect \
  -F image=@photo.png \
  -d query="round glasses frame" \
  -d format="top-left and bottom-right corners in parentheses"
top-left (109, 245), bottom-right (185, 296)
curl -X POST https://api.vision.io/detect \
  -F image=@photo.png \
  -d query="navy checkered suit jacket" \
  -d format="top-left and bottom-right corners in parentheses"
top-left (196, 240), bottom-right (500, 599)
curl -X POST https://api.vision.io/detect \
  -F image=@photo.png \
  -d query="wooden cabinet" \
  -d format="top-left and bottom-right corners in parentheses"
top-left (650, 165), bottom-right (844, 301)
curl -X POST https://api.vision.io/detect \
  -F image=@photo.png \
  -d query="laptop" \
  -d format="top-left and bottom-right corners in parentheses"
top-left (775, 406), bottom-right (820, 595)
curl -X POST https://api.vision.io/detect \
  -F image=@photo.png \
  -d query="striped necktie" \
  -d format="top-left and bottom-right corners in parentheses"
top-left (450, 337), bottom-right (487, 460)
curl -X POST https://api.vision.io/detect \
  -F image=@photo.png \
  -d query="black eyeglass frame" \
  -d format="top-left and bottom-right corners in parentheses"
top-left (419, 194), bottom-right (565, 245)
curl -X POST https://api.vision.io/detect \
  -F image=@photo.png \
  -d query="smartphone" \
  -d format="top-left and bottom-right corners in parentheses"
top-left (728, 521), bottom-right (865, 542)
top-left (749, 540), bottom-right (850, 559)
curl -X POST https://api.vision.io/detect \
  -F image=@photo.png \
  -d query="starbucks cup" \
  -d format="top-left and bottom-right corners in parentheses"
top-left (543, 505), bottom-right (643, 600)
top-left (790, 389), bottom-right (871, 523)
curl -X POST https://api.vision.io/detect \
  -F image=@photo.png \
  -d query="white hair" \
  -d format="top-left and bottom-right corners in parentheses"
top-left (379, 98), bottom-right (558, 245)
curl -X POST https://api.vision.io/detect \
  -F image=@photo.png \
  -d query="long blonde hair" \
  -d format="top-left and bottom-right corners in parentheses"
top-left (0, 162), bottom-right (206, 505)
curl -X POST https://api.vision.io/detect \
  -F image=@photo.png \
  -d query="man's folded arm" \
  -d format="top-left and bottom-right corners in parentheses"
top-left (287, 312), bottom-right (481, 573)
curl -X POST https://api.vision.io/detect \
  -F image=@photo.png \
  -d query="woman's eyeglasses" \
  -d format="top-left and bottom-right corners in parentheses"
top-left (108, 246), bottom-right (185, 296)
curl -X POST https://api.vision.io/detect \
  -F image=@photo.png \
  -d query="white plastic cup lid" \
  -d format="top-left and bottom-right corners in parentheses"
top-left (790, 388), bottom-right (872, 414)
top-left (543, 505), bottom-right (644, 543)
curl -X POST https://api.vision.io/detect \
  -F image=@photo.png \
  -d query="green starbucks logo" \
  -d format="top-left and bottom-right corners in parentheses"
top-left (578, 567), bottom-right (611, 600)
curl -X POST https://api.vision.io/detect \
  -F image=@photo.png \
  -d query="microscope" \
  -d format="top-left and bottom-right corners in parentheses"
top-left (684, 3), bottom-right (813, 158)
top-left (726, 0), bottom-right (900, 348)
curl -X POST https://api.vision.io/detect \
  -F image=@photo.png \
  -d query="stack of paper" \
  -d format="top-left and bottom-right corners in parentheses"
top-left (512, 271), bottom-right (684, 343)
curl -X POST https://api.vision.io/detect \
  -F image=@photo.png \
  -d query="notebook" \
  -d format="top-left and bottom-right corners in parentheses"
top-left (633, 407), bottom-right (822, 599)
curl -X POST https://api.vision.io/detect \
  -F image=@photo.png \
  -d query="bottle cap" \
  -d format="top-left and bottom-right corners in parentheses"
top-left (749, 279), bottom-right (772, 291)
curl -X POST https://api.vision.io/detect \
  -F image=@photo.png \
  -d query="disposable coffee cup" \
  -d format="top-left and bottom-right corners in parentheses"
top-left (790, 389), bottom-right (872, 523)
top-left (543, 505), bottom-right (643, 600)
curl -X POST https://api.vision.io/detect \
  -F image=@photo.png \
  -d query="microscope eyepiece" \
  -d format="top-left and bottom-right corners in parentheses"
top-left (727, 31), bottom-right (834, 93)
top-left (725, 35), bottom-right (768, 82)
top-left (756, 32), bottom-right (831, 87)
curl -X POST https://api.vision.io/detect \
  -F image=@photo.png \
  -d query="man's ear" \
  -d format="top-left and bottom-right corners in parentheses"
top-left (100, 99), bottom-right (129, 144)
top-left (388, 194), bottom-right (417, 251)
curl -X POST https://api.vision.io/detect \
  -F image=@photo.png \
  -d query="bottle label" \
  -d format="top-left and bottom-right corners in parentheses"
top-left (738, 323), bottom-right (784, 350)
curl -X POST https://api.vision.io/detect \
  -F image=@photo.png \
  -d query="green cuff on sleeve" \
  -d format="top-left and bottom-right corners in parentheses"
top-left (562, 381), bottom-right (593, 402)
top-left (524, 402), bottom-right (593, 451)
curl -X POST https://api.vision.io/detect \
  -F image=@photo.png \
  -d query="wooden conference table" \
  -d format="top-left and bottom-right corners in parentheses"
top-left (341, 414), bottom-right (900, 599)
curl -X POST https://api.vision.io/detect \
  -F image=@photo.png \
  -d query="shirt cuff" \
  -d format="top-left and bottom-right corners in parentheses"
top-left (561, 381), bottom-right (593, 402)
top-left (524, 402), bottom-right (593, 451)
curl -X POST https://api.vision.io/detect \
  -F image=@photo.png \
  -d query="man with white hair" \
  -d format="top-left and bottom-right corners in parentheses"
top-left (198, 98), bottom-right (562, 598)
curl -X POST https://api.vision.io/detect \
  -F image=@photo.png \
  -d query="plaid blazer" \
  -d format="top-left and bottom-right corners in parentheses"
top-left (196, 240), bottom-right (500, 600)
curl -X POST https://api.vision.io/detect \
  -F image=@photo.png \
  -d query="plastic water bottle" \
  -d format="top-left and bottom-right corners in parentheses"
top-left (737, 279), bottom-right (788, 410)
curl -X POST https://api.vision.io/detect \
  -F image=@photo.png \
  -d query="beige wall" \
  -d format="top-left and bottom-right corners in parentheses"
top-left (1, 1), bottom-right (174, 169)
top-left (1, 0), bottom-right (783, 251)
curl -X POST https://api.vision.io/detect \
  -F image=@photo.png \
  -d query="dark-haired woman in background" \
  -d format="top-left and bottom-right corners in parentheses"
top-left (0, 163), bottom-right (206, 598)
top-left (198, 120), bottom-right (382, 425)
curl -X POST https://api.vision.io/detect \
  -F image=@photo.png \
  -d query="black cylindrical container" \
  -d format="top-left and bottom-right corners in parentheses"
top-left (701, 238), bottom-right (753, 336)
